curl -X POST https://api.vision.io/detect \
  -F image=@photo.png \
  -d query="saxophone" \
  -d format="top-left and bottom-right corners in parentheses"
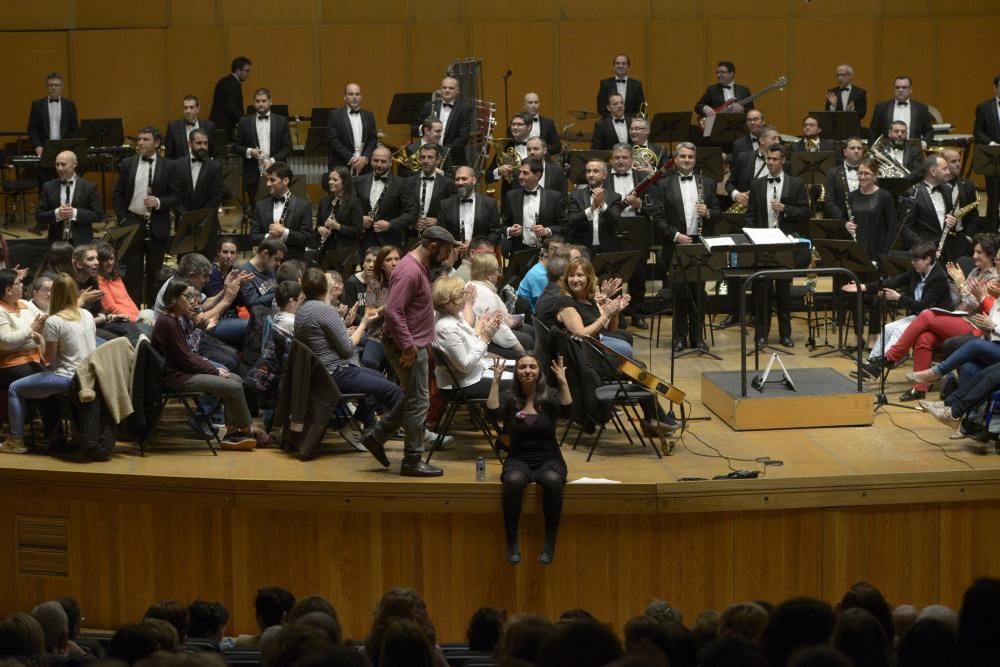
top-left (937, 191), bottom-right (982, 257)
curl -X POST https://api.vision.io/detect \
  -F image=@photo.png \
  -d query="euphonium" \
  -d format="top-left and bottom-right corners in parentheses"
top-left (805, 137), bottom-right (820, 152)
top-left (632, 144), bottom-right (658, 172)
top-left (869, 135), bottom-right (910, 179)
top-left (390, 146), bottom-right (421, 173)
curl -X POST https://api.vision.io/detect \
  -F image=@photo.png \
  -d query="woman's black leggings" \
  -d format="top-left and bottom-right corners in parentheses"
top-left (501, 469), bottom-right (564, 549)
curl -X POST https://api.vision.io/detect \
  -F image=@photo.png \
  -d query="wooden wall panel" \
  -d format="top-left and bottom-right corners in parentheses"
top-left (465, 0), bottom-right (557, 22)
top-left (650, 0), bottom-right (702, 19)
top-left (875, 18), bottom-right (938, 115)
top-left (931, 0), bottom-right (1000, 15)
top-left (938, 502), bottom-right (1000, 608)
top-left (229, 26), bottom-right (316, 118)
top-left (324, 0), bottom-right (408, 24)
top-left (166, 27), bottom-right (228, 124)
top-left (884, 0), bottom-right (931, 16)
top-left (703, 0), bottom-right (787, 19)
top-left (169, 0), bottom-right (220, 28)
top-left (76, 0), bottom-right (168, 29)
top-left (0, 32), bottom-right (69, 136)
top-left (559, 22), bottom-right (646, 120)
top-left (561, 0), bottom-right (649, 20)
top-left (788, 0), bottom-right (880, 17)
top-left (471, 22), bottom-right (557, 133)
top-left (413, 0), bottom-right (461, 24)
top-left (221, 0), bottom-right (321, 26)
top-left (656, 512), bottom-right (735, 622)
top-left (647, 20), bottom-right (707, 122)
top-left (936, 18), bottom-right (1000, 134)
top-left (732, 510), bottom-right (824, 605)
top-left (69, 29), bottom-right (168, 134)
top-left (0, 1), bottom-right (74, 30)
top-left (409, 24), bottom-right (469, 93)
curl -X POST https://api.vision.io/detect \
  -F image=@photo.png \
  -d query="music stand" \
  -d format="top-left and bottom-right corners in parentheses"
top-left (171, 208), bottom-right (219, 256)
top-left (791, 151), bottom-right (836, 187)
top-left (567, 150), bottom-right (611, 184)
top-left (807, 111), bottom-right (861, 142)
top-left (77, 118), bottom-right (124, 148)
top-left (811, 239), bottom-right (873, 358)
top-left (388, 92), bottom-right (433, 136)
top-left (256, 175), bottom-right (307, 201)
top-left (246, 104), bottom-right (289, 117)
top-left (649, 112), bottom-right (692, 149)
top-left (694, 147), bottom-right (724, 185)
top-left (209, 129), bottom-right (229, 159)
top-left (501, 248), bottom-right (537, 288)
top-left (808, 219), bottom-right (848, 241)
top-left (319, 247), bottom-right (357, 274)
top-left (101, 224), bottom-right (139, 264)
top-left (879, 253), bottom-right (912, 277)
top-left (591, 250), bottom-right (641, 284)
top-left (305, 127), bottom-right (330, 159)
top-left (40, 138), bottom-right (87, 169)
top-left (615, 216), bottom-right (652, 256)
top-left (714, 214), bottom-right (746, 236)
top-left (310, 107), bottom-right (335, 128)
top-left (974, 145), bottom-right (1000, 178)
top-left (670, 244), bottom-right (725, 366)
top-left (705, 112), bottom-right (746, 148)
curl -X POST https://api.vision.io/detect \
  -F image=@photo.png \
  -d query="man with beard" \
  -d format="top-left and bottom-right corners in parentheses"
top-left (883, 120), bottom-right (923, 172)
top-left (361, 225), bottom-right (458, 477)
top-left (171, 128), bottom-right (224, 218)
top-left (165, 95), bottom-right (216, 160)
top-left (439, 166), bottom-right (501, 254)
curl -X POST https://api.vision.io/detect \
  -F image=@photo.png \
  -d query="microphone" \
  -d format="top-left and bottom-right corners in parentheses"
top-left (502, 70), bottom-right (513, 80)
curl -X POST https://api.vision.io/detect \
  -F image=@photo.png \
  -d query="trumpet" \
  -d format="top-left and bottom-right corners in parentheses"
top-left (804, 137), bottom-right (820, 152)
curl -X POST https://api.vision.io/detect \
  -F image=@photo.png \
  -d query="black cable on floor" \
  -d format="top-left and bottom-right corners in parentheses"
top-left (881, 410), bottom-right (977, 471)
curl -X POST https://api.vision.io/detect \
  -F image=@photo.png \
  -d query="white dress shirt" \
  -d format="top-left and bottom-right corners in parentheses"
top-left (840, 86), bottom-right (852, 110)
top-left (521, 189), bottom-right (541, 246)
top-left (49, 99), bottom-right (62, 140)
top-left (527, 116), bottom-right (540, 139)
top-left (439, 102), bottom-right (453, 136)
top-left (844, 164), bottom-right (860, 191)
top-left (369, 176), bottom-right (386, 212)
top-left (767, 177), bottom-right (782, 228)
top-left (612, 171), bottom-right (637, 216)
top-left (60, 176), bottom-right (78, 221)
top-left (925, 181), bottom-right (946, 226)
top-left (723, 84), bottom-right (735, 102)
top-left (892, 101), bottom-right (912, 135)
top-left (612, 116), bottom-right (628, 143)
top-left (459, 193), bottom-right (475, 242)
top-left (128, 157), bottom-right (157, 216)
top-left (678, 175), bottom-right (699, 236)
top-left (418, 175), bottom-right (435, 217)
top-left (583, 189), bottom-right (609, 246)
top-left (616, 77), bottom-right (628, 104)
top-left (190, 157), bottom-right (202, 187)
top-left (254, 115), bottom-right (271, 160)
top-left (348, 108), bottom-right (363, 156)
top-left (433, 313), bottom-right (488, 389)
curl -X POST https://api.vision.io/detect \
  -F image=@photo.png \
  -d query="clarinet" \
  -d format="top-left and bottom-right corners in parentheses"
top-left (937, 197), bottom-right (959, 258)
top-left (842, 169), bottom-right (857, 242)
top-left (695, 169), bottom-right (705, 238)
top-left (143, 160), bottom-right (153, 228)
top-left (369, 183), bottom-right (387, 236)
top-left (61, 185), bottom-right (72, 242)
top-left (278, 192), bottom-right (291, 228)
top-left (320, 198), bottom-right (341, 251)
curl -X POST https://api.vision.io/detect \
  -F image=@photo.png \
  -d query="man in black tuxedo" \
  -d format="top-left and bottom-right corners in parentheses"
top-left (27, 72), bottom-right (79, 157)
top-left (870, 76), bottom-right (934, 143)
top-left (525, 137), bottom-right (567, 194)
top-left (355, 146), bottom-right (417, 249)
top-left (652, 143), bottom-right (721, 352)
top-left (411, 145), bottom-right (457, 239)
top-left (731, 109), bottom-right (765, 156)
top-left (942, 148), bottom-right (981, 244)
top-left (628, 117), bottom-right (667, 175)
top-left (328, 82), bottom-right (377, 174)
top-left (604, 144), bottom-right (652, 328)
top-left (209, 56), bottom-right (251, 137)
top-left (233, 87), bottom-right (293, 205)
top-left (825, 64), bottom-right (868, 120)
top-left (501, 158), bottom-right (566, 257)
top-left (421, 77), bottom-right (472, 167)
top-left (487, 112), bottom-right (532, 198)
top-left (595, 53), bottom-right (646, 117)
top-left (901, 155), bottom-right (961, 261)
top-left (396, 117), bottom-right (443, 179)
top-left (566, 159), bottom-right (621, 254)
top-left (522, 92), bottom-right (561, 155)
top-left (592, 94), bottom-right (631, 151)
top-left (745, 143), bottom-right (811, 348)
top-left (973, 75), bottom-right (1000, 231)
top-left (882, 120), bottom-right (925, 172)
top-left (695, 61), bottom-right (752, 120)
top-left (439, 166), bottom-right (501, 260)
top-left (250, 162), bottom-right (313, 262)
top-left (112, 126), bottom-right (178, 306)
top-left (171, 128), bottom-right (224, 218)
top-left (824, 137), bottom-right (865, 220)
top-left (36, 150), bottom-right (103, 246)
top-left (792, 115), bottom-right (836, 153)
top-left (726, 126), bottom-right (783, 211)
top-left (164, 95), bottom-right (216, 160)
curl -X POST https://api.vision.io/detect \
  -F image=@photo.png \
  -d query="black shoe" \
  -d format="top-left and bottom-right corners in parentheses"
top-left (755, 337), bottom-right (767, 350)
top-left (899, 388), bottom-right (926, 402)
top-left (720, 315), bottom-right (739, 328)
top-left (507, 543), bottom-right (521, 565)
top-left (631, 315), bottom-right (648, 330)
top-left (400, 460), bottom-right (444, 477)
top-left (694, 341), bottom-right (710, 352)
top-left (672, 338), bottom-right (687, 352)
top-left (539, 548), bottom-right (555, 565)
top-left (360, 431), bottom-right (391, 467)
top-left (779, 336), bottom-right (795, 348)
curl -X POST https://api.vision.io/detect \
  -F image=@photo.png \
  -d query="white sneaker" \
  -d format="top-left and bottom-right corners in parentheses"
top-left (424, 429), bottom-right (454, 449)
top-left (0, 437), bottom-right (27, 454)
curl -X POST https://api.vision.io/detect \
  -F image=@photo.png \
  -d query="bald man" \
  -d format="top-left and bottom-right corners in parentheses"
top-left (521, 92), bottom-right (561, 155)
top-left (421, 77), bottom-right (472, 167)
top-left (328, 82), bottom-right (377, 173)
top-left (35, 150), bottom-right (103, 245)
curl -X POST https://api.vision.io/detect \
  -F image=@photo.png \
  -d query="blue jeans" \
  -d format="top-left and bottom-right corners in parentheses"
top-left (8, 372), bottom-right (72, 438)
top-left (599, 333), bottom-right (633, 357)
top-left (938, 339), bottom-right (1000, 384)
top-left (360, 337), bottom-right (387, 372)
top-left (210, 317), bottom-right (249, 347)
top-left (331, 364), bottom-right (403, 428)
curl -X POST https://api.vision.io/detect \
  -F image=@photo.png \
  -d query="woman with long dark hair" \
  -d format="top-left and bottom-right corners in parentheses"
top-left (316, 166), bottom-right (363, 251)
top-left (487, 353), bottom-right (572, 565)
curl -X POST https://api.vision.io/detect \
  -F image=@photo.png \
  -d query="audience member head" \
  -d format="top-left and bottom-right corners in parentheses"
top-left (957, 577), bottom-right (1000, 667)
top-left (0, 269), bottom-right (21, 306)
top-left (144, 600), bottom-right (189, 644)
top-left (546, 255), bottom-right (568, 285)
top-left (49, 272), bottom-right (81, 320)
top-left (215, 237), bottom-right (239, 273)
top-left (374, 245), bottom-right (402, 283)
top-left (135, 652), bottom-right (227, 667)
top-left (162, 279), bottom-right (193, 314)
top-left (832, 607), bottom-right (889, 667)
top-left (360, 246), bottom-right (380, 280)
top-left (42, 241), bottom-right (75, 276)
top-left (56, 597), bottom-right (83, 641)
top-left (644, 599), bottom-right (683, 626)
top-left (97, 241), bottom-right (121, 279)
top-left (470, 251), bottom-right (501, 285)
top-left (0, 612), bottom-right (45, 658)
top-left (71, 243), bottom-right (99, 281)
top-left (719, 602), bottom-right (769, 641)
top-left (262, 624), bottom-right (332, 667)
top-left (279, 645), bottom-right (365, 667)
top-left (31, 273), bottom-right (55, 312)
top-left (258, 625), bottom-right (284, 661)
top-left (692, 610), bottom-right (720, 651)
top-left (540, 234), bottom-right (565, 261)
top-left (255, 586), bottom-right (296, 632)
top-left (893, 604), bottom-right (920, 641)
top-left (276, 280), bottom-right (303, 312)
top-left (378, 618), bottom-right (437, 667)
top-left (107, 623), bottom-right (160, 665)
top-left (918, 604), bottom-right (957, 633)
top-left (366, 587), bottom-right (437, 666)
top-left (539, 619), bottom-right (623, 667)
top-left (698, 636), bottom-right (768, 667)
top-left (187, 600), bottom-right (229, 642)
top-left (909, 241), bottom-right (937, 264)
top-left (301, 268), bottom-right (330, 301)
top-left (623, 616), bottom-right (671, 662)
top-left (175, 252), bottom-right (212, 290)
top-left (255, 239), bottom-right (287, 274)
top-left (141, 617), bottom-right (179, 652)
top-left (786, 647), bottom-right (852, 667)
top-left (559, 257), bottom-right (597, 299)
top-left (325, 270), bottom-right (344, 304)
top-left (292, 611), bottom-right (342, 646)
top-left (466, 607), bottom-right (504, 653)
top-left (431, 275), bottom-right (466, 315)
top-left (837, 581), bottom-right (895, 645)
top-left (30, 601), bottom-right (68, 655)
top-left (897, 618), bottom-right (956, 667)
top-left (276, 258), bottom-right (305, 283)
top-left (494, 614), bottom-right (556, 665)
top-left (760, 597), bottom-right (836, 667)
top-left (287, 595), bottom-right (338, 626)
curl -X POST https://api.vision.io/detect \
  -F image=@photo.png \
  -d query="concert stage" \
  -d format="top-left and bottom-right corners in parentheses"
top-left (2, 325), bottom-right (1000, 642)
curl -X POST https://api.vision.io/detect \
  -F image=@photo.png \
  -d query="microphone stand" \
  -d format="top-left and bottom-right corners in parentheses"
top-left (501, 70), bottom-right (513, 130)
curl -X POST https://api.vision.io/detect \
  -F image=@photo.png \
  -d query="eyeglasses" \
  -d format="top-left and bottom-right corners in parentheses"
top-left (183, 292), bottom-right (200, 301)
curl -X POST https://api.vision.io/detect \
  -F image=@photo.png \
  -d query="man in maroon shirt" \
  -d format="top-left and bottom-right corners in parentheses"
top-left (362, 225), bottom-right (457, 477)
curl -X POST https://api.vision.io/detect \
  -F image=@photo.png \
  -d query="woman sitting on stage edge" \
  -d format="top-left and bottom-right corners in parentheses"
top-left (487, 353), bottom-right (571, 566)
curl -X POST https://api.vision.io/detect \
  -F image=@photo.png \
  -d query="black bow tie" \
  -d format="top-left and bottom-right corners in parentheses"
top-left (768, 177), bottom-right (781, 184)
top-left (141, 156), bottom-right (154, 163)
top-left (721, 85), bottom-right (732, 90)
top-left (60, 180), bottom-right (72, 186)
top-left (191, 156), bottom-right (204, 163)
top-left (373, 175), bottom-right (388, 182)
top-left (274, 195), bottom-right (287, 203)
top-left (348, 109), bottom-right (360, 115)
top-left (421, 176), bottom-right (435, 181)
top-left (896, 102), bottom-right (908, 107)
top-left (613, 118), bottom-right (626, 124)
top-left (442, 102), bottom-right (454, 109)
top-left (615, 172), bottom-right (631, 178)
top-left (523, 190), bottom-right (538, 197)
top-left (48, 98), bottom-right (59, 104)
top-left (531, 116), bottom-right (539, 123)
top-left (932, 184), bottom-right (947, 194)
top-left (840, 87), bottom-right (850, 93)
top-left (461, 198), bottom-right (473, 204)
top-left (257, 114), bottom-right (269, 120)
top-left (846, 165), bottom-right (858, 171)
top-left (615, 78), bottom-right (627, 84)
top-left (679, 175), bottom-right (693, 182)
top-left (513, 140), bottom-right (527, 146)
top-left (185, 121), bottom-right (197, 127)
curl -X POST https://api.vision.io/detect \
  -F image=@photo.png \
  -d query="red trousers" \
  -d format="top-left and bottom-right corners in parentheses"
top-left (886, 310), bottom-right (980, 391)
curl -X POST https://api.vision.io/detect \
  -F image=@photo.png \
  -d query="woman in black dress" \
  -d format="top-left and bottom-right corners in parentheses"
top-left (316, 166), bottom-right (363, 251)
top-left (844, 157), bottom-right (896, 259)
top-left (487, 353), bottom-right (572, 566)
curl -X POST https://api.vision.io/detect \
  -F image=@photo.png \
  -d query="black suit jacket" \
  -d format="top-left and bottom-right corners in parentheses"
top-left (209, 74), bottom-right (243, 134)
top-left (591, 116), bottom-right (632, 151)
top-left (316, 195), bottom-right (363, 251)
top-left (869, 263), bottom-right (951, 315)
top-left (354, 173), bottom-right (417, 248)
top-left (233, 113), bottom-right (293, 186)
top-left (251, 195), bottom-right (314, 260)
top-left (566, 186), bottom-right (622, 251)
top-left (36, 176), bottom-right (103, 245)
top-left (27, 98), bottom-right (79, 149)
top-left (695, 84), bottom-right (753, 116)
top-left (527, 115), bottom-right (562, 155)
top-left (731, 133), bottom-right (759, 156)
top-left (870, 99), bottom-right (935, 142)
top-left (164, 118), bottom-right (216, 160)
top-left (439, 193), bottom-right (501, 246)
top-left (825, 85), bottom-right (868, 120)
top-left (974, 99), bottom-right (1000, 145)
top-left (422, 100), bottom-right (473, 166)
top-left (823, 164), bottom-right (856, 220)
top-left (792, 138), bottom-right (836, 153)
top-left (501, 188), bottom-right (566, 255)
top-left (596, 77), bottom-right (646, 117)
top-left (951, 177), bottom-right (983, 240)
top-left (410, 173), bottom-right (457, 221)
top-left (171, 157), bottom-right (224, 217)
top-left (901, 183), bottom-right (953, 251)
top-left (112, 155), bottom-right (177, 239)
top-left (653, 174), bottom-right (721, 243)
top-left (327, 106), bottom-right (378, 171)
top-left (725, 151), bottom-right (788, 196)
top-left (745, 174), bottom-right (810, 236)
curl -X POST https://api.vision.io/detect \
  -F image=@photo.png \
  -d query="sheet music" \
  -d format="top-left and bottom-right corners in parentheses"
top-left (703, 236), bottom-right (736, 248)
top-left (742, 227), bottom-right (795, 245)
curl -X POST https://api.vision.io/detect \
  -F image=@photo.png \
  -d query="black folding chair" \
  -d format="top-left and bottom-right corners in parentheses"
top-left (426, 347), bottom-right (502, 464)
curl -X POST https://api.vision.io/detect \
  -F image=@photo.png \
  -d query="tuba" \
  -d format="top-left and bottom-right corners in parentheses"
top-left (632, 144), bottom-right (659, 172)
top-left (869, 135), bottom-right (910, 179)
top-left (390, 145), bottom-right (421, 173)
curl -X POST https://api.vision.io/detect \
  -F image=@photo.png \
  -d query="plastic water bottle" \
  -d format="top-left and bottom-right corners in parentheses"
top-left (475, 457), bottom-right (486, 482)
